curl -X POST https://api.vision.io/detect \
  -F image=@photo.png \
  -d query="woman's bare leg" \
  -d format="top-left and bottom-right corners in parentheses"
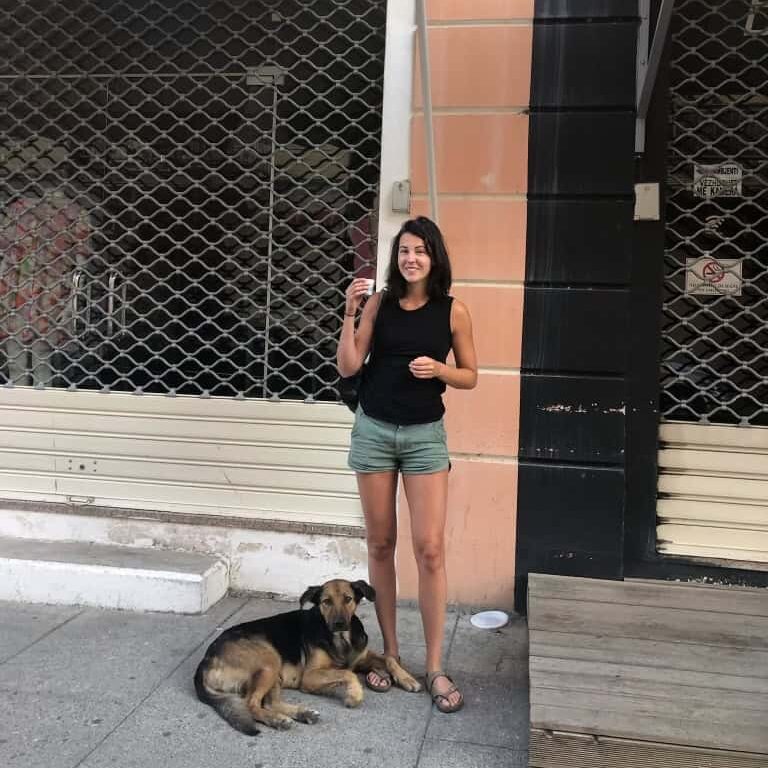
top-left (357, 471), bottom-right (400, 686)
top-left (402, 469), bottom-right (462, 709)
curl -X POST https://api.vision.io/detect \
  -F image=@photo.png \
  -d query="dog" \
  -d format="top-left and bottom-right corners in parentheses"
top-left (194, 578), bottom-right (421, 734)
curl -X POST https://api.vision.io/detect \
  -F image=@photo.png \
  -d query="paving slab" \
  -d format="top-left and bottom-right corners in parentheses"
top-left (448, 613), bottom-right (530, 686)
top-left (0, 597), bottom-right (245, 768)
top-left (425, 676), bottom-right (530, 751)
top-left (419, 739), bottom-right (528, 768)
top-left (0, 601), bottom-right (82, 664)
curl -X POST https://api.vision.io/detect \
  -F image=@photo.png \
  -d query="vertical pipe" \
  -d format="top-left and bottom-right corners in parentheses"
top-left (416, 0), bottom-right (439, 223)
top-left (376, 0), bottom-right (417, 287)
top-left (638, 0), bottom-right (675, 120)
top-left (635, 0), bottom-right (650, 153)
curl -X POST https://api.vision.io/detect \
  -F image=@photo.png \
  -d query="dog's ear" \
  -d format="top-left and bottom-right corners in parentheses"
top-left (299, 585), bottom-right (323, 607)
top-left (351, 580), bottom-right (376, 603)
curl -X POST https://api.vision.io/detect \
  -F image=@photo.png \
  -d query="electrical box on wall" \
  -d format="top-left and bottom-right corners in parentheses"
top-left (391, 180), bottom-right (410, 213)
top-left (634, 182), bottom-right (660, 221)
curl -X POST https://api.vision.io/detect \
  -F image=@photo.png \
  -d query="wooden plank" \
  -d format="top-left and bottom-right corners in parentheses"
top-left (528, 597), bottom-right (768, 648)
top-left (529, 729), bottom-right (768, 768)
top-left (530, 655), bottom-right (768, 696)
top-left (529, 630), bottom-right (768, 679)
top-left (528, 573), bottom-right (768, 618)
top-left (530, 697), bottom-right (768, 753)
top-left (531, 689), bottom-right (767, 729)
top-left (531, 669), bottom-right (768, 713)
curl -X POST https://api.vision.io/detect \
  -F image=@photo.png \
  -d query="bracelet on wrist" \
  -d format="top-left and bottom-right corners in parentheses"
top-left (344, 311), bottom-right (357, 317)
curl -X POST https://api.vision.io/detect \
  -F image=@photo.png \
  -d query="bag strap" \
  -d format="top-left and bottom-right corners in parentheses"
top-left (366, 289), bottom-right (384, 358)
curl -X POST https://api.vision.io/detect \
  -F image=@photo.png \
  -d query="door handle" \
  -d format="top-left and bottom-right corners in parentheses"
top-left (72, 269), bottom-right (84, 335)
top-left (106, 270), bottom-right (127, 338)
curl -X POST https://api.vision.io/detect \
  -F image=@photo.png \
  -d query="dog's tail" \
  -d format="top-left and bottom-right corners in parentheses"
top-left (194, 661), bottom-right (260, 736)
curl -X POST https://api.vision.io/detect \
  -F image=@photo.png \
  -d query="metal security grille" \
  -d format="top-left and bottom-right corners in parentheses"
top-left (661, 0), bottom-right (768, 426)
top-left (0, 1), bottom-right (385, 401)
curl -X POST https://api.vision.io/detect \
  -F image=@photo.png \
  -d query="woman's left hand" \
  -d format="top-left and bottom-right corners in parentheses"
top-left (409, 356), bottom-right (443, 379)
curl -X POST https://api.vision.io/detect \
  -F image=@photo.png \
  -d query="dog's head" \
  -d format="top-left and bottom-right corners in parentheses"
top-left (299, 579), bottom-right (375, 633)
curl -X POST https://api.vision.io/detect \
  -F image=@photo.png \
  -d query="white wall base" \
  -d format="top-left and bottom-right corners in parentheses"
top-left (0, 509), bottom-right (369, 601)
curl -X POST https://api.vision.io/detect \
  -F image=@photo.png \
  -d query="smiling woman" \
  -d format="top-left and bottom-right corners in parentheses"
top-left (335, 215), bottom-right (478, 714)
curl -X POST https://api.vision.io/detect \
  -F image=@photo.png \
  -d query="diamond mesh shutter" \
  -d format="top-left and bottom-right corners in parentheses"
top-left (0, 1), bottom-right (385, 401)
top-left (661, 0), bottom-right (768, 427)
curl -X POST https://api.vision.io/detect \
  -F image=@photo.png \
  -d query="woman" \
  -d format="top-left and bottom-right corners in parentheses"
top-left (336, 216), bottom-right (477, 714)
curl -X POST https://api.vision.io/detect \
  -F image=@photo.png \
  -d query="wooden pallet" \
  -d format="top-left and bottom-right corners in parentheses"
top-left (527, 574), bottom-right (768, 767)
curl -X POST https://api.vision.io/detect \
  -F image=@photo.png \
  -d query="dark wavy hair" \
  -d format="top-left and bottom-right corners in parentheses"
top-left (384, 216), bottom-right (452, 301)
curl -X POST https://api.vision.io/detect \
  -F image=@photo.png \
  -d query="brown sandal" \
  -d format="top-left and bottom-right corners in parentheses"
top-left (364, 655), bottom-right (400, 693)
top-left (426, 671), bottom-right (464, 713)
top-left (365, 668), bottom-right (392, 692)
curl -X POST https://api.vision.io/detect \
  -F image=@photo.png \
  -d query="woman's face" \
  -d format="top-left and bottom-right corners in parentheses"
top-left (397, 232), bottom-right (431, 285)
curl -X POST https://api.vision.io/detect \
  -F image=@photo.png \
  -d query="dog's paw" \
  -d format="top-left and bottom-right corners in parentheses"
top-left (264, 714), bottom-right (293, 730)
top-left (343, 685), bottom-right (364, 708)
top-left (395, 674), bottom-right (422, 693)
top-left (295, 708), bottom-right (320, 724)
top-left (387, 659), bottom-right (423, 693)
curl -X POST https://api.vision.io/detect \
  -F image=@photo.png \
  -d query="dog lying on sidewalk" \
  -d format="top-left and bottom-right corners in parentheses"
top-left (194, 578), bottom-right (422, 734)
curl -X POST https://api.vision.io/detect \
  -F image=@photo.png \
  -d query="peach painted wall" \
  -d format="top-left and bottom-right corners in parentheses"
top-left (395, 1), bottom-right (532, 610)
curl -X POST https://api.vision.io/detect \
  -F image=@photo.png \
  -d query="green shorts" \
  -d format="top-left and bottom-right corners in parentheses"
top-left (348, 406), bottom-right (450, 475)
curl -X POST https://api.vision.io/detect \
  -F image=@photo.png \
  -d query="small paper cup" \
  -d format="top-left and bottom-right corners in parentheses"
top-left (363, 278), bottom-right (375, 296)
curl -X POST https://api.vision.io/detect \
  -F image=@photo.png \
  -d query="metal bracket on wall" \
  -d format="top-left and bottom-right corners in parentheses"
top-left (635, 0), bottom-right (675, 153)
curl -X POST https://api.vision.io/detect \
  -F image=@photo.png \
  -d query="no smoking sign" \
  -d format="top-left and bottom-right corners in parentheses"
top-left (685, 257), bottom-right (743, 296)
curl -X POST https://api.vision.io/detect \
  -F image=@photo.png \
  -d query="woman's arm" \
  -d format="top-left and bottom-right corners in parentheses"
top-left (408, 299), bottom-right (478, 390)
top-left (336, 282), bottom-right (382, 377)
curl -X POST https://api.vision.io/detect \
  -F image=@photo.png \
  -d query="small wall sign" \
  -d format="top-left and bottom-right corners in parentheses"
top-left (685, 257), bottom-right (743, 296)
top-left (693, 163), bottom-right (743, 198)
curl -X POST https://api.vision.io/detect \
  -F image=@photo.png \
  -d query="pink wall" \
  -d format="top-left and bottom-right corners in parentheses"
top-left (395, 1), bottom-right (532, 609)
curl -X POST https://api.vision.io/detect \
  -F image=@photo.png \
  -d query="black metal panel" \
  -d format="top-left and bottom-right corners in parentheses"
top-left (531, 22), bottom-right (637, 108)
top-left (526, 199), bottom-right (633, 285)
top-left (528, 112), bottom-right (636, 195)
top-left (521, 288), bottom-right (630, 373)
top-left (517, 2), bottom-right (639, 612)
top-left (514, 462), bottom-right (625, 612)
top-left (535, 0), bottom-right (638, 18)
top-left (518, 376), bottom-right (625, 463)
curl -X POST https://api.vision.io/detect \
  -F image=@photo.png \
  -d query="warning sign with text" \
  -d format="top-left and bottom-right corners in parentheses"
top-left (685, 257), bottom-right (743, 296)
top-left (693, 163), bottom-right (743, 198)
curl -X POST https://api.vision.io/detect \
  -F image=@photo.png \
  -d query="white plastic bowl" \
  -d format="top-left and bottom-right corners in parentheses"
top-left (469, 610), bottom-right (509, 630)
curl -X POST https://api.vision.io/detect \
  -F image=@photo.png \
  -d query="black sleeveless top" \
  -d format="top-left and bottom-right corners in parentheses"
top-left (360, 294), bottom-right (454, 425)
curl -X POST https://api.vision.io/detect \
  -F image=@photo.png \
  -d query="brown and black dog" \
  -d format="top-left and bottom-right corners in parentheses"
top-left (194, 579), bottom-right (421, 734)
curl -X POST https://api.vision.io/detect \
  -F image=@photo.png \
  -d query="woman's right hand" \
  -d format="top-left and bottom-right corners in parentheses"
top-left (345, 278), bottom-right (372, 315)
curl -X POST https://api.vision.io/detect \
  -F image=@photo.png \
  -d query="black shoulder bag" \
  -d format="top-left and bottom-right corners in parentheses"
top-left (338, 292), bottom-right (383, 413)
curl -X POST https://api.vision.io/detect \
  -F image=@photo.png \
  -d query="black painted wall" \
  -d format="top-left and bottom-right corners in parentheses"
top-left (514, 1), bottom-right (639, 612)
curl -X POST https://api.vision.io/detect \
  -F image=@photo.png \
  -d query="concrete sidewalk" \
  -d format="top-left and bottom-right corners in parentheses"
top-left (0, 596), bottom-right (529, 768)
